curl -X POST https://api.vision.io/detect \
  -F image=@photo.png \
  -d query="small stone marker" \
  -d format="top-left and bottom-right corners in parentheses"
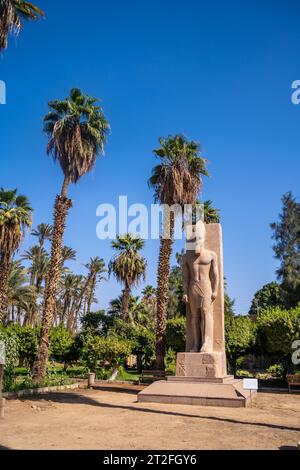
top-left (88, 372), bottom-right (96, 388)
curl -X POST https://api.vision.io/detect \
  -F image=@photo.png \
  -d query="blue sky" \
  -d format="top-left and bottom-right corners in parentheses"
top-left (0, 0), bottom-right (299, 314)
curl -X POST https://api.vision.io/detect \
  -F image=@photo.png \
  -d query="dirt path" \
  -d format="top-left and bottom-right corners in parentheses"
top-left (0, 384), bottom-right (299, 450)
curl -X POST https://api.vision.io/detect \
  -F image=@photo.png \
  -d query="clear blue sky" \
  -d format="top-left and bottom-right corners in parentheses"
top-left (1, 0), bottom-right (299, 314)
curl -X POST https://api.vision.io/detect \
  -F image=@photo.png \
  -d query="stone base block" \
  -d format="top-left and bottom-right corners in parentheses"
top-left (138, 379), bottom-right (255, 408)
top-left (176, 352), bottom-right (224, 378)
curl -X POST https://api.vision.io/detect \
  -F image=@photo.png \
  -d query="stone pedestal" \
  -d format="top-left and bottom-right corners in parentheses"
top-left (138, 378), bottom-right (254, 408)
top-left (176, 352), bottom-right (224, 379)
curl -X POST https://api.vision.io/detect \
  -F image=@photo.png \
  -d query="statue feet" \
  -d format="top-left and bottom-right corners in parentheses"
top-left (200, 343), bottom-right (213, 353)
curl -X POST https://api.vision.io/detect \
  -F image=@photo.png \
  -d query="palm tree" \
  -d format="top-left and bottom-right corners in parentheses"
top-left (6, 260), bottom-right (37, 325)
top-left (204, 200), bottom-right (220, 223)
top-left (109, 234), bottom-right (146, 323)
top-left (197, 200), bottom-right (220, 224)
top-left (141, 285), bottom-right (157, 325)
top-left (32, 88), bottom-right (110, 383)
top-left (84, 257), bottom-right (106, 315)
top-left (149, 135), bottom-right (208, 369)
top-left (0, 0), bottom-right (44, 51)
top-left (21, 245), bottom-right (48, 324)
top-left (108, 294), bottom-right (149, 327)
top-left (29, 223), bottom-right (52, 294)
top-left (61, 246), bottom-right (76, 267)
top-left (141, 285), bottom-right (157, 307)
top-left (57, 273), bottom-right (85, 331)
top-left (0, 189), bottom-right (32, 322)
top-left (22, 245), bottom-right (49, 286)
top-left (31, 223), bottom-right (52, 249)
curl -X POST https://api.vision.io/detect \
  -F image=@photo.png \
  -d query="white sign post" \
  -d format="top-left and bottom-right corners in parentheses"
top-left (243, 379), bottom-right (258, 407)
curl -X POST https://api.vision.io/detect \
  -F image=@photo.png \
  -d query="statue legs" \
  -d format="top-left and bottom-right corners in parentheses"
top-left (188, 297), bottom-right (214, 353)
top-left (200, 298), bottom-right (213, 353)
top-left (190, 314), bottom-right (201, 352)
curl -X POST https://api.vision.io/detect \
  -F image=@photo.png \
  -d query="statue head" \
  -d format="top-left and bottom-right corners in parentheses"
top-left (186, 220), bottom-right (206, 253)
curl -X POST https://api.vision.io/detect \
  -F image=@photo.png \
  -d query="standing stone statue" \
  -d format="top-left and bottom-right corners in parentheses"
top-left (138, 221), bottom-right (254, 406)
top-left (183, 221), bottom-right (219, 353)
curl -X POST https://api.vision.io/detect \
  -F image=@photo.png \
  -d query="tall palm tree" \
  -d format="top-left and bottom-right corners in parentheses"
top-left (84, 257), bottom-right (106, 315)
top-left (109, 234), bottom-right (146, 324)
top-left (0, 0), bottom-right (44, 51)
top-left (32, 88), bottom-right (110, 383)
top-left (0, 189), bottom-right (32, 322)
top-left (149, 135), bottom-right (208, 369)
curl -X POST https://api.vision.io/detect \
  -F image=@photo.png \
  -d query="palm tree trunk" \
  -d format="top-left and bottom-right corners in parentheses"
top-left (155, 210), bottom-right (175, 370)
top-left (122, 285), bottom-right (131, 323)
top-left (86, 277), bottom-right (95, 314)
top-left (0, 256), bottom-right (11, 324)
top-left (32, 190), bottom-right (72, 384)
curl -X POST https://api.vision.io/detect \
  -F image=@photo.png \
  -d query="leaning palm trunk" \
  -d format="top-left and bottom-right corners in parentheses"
top-left (0, 256), bottom-right (10, 323)
top-left (155, 210), bottom-right (175, 370)
top-left (32, 194), bottom-right (72, 383)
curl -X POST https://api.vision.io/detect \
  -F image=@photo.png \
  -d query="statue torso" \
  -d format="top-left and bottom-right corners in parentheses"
top-left (185, 250), bottom-right (214, 299)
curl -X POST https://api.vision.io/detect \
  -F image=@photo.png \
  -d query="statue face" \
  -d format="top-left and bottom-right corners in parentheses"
top-left (186, 221), bottom-right (206, 253)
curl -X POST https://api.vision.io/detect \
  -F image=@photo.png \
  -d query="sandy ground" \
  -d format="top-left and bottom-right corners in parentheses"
top-left (0, 383), bottom-right (299, 450)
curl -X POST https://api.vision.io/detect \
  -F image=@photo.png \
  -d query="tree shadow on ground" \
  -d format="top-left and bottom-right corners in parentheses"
top-left (22, 391), bottom-right (300, 434)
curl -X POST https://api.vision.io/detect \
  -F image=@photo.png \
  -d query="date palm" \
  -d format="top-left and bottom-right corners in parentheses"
top-left (22, 245), bottom-right (49, 287)
top-left (7, 260), bottom-right (37, 324)
top-left (32, 88), bottom-right (110, 383)
top-left (31, 223), bottom-right (52, 249)
top-left (109, 234), bottom-right (146, 324)
top-left (0, 0), bottom-right (44, 51)
top-left (0, 189), bottom-right (32, 323)
top-left (84, 257), bottom-right (106, 315)
top-left (29, 223), bottom-right (52, 295)
top-left (61, 246), bottom-right (76, 267)
top-left (149, 135), bottom-right (208, 369)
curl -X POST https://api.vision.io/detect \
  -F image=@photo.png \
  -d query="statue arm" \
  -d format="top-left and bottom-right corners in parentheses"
top-left (182, 256), bottom-right (190, 299)
top-left (211, 253), bottom-right (219, 300)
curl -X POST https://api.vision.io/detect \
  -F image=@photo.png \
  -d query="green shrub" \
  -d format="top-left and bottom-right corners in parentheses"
top-left (225, 315), bottom-right (256, 374)
top-left (255, 305), bottom-right (300, 356)
top-left (6, 324), bottom-right (39, 368)
top-left (108, 320), bottom-right (155, 369)
top-left (236, 369), bottom-right (253, 378)
top-left (165, 348), bottom-right (176, 375)
top-left (267, 363), bottom-right (285, 378)
top-left (166, 317), bottom-right (186, 352)
top-left (81, 335), bottom-right (132, 377)
top-left (0, 329), bottom-right (19, 391)
top-left (49, 326), bottom-right (75, 365)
